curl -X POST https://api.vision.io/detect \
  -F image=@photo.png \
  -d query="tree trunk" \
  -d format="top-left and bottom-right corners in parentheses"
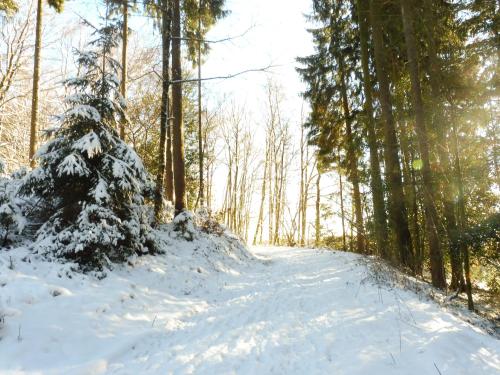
top-left (422, 0), bottom-right (464, 290)
top-left (399, 120), bottom-right (423, 274)
top-left (197, 0), bottom-right (204, 208)
top-left (338, 57), bottom-right (365, 253)
top-left (29, 0), bottom-right (43, 168)
top-left (400, 0), bottom-right (445, 288)
top-left (165, 95), bottom-right (174, 202)
top-left (299, 125), bottom-right (305, 246)
top-left (315, 167), bottom-right (321, 247)
top-left (171, 0), bottom-right (186, 215)
top-left (253, 139), bottom-right (268, 245)
top-left (338, 157), bottom-right (347, 251)
top-left (119, 0), bottom-right (128, 140)
top-left (232, 128), bottom-right (239, 231)
top-left (356, 0), bottom-right (388, 257)
top-left (452, 122), bottom-right (474, 310)
top-left (274, 139), bottom-right (285, 245)
top-left (369, 0), bottom-right (414, 269)
top-left (154, 0), bottom-right (172, 220)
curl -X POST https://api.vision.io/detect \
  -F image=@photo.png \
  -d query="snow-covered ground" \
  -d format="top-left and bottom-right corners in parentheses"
top-left (0, 244), bottom-right (499, 374)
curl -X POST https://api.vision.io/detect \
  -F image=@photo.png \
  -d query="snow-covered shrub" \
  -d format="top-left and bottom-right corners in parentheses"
top-left (195, 207), bottom-right (225, 236)
top-left (0, 167), bottom-right (26, 247)
top-left (172, 211), bottom-right (197, 241)
top-left (20, 21), bottom-right (158, 270)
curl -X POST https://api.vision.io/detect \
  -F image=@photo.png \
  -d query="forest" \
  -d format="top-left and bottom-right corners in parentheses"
top-left (0, 0), bottom-right (498, 373)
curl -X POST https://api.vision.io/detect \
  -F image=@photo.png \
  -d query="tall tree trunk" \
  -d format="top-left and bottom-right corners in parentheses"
top-left (165, 96), bottom-right (174, 202)
top-left (399, 120), bottom-right (423, 274)
top-left (154, 0), bottom-right (172, 220)
top-left (423, 0), bottom-right (464, 290)
top-left (268, 133), bottom-right (274, 244)
top-left (301, 143), bottom-right (310, 245)
top-left (119, 0), bottom-right (128, 140)
top-left (253, 139), bottom-right (268, 245)
top-left (299, 125), bottom-right (305, 246)
top-left (29, 0), bottom-right (43, 168)
top-left (315, 167), bottom-right (321, 247)
top-left (400, 0), bottom-right (445, 288)
top-left (171, 0), bottom-right (186, 215)
top-left (338, 157), bottom-right (347, 251)
top-left (452, 123), bottom-right (474, 310)
top-left (274, 140), bottom-right (285, 245)
top-left (232, 129), bottom-right (239, 231)
top-left (338, 57), bottom-right (365, 253)
top-left (356, 0), bottom-right (388, 257)
top-left (369, 0), bottom-right (414, 269)
top-left (223, 152), bottom-right (232, 226)
top-left (196, 0), bottom-right (204, 208)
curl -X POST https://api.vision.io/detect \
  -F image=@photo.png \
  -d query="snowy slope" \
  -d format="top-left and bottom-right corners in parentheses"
top-left (0, 245), bottom-right (498, 375)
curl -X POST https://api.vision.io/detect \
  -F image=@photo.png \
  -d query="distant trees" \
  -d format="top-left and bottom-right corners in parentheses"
top-left (219, 105), bottom-right (256, 241)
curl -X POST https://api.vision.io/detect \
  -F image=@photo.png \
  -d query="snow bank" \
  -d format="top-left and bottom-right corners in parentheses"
top-left (0, 224), bottom-right (255, 373)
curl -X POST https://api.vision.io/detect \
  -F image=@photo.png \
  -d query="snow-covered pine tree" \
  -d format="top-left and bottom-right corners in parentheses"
top-left (21, 18), bottom-right (157, 270)
top-left (0, 161), bottom-right (26, 247)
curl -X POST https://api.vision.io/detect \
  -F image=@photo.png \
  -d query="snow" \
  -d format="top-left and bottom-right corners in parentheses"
top-left (65, 105), bottom-right (102, 123)
top-left (73, 132), bottom-right (103, 159)
top-left (56, 153), bottom-right (89, 177)
top-left (93, 179), bottom-right (110, 203)
top-left (0, 244), bottom-right (498, 374)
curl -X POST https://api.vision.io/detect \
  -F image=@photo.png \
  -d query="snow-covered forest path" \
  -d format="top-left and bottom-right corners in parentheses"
top-left (1, 246), bottom-right (499, 374)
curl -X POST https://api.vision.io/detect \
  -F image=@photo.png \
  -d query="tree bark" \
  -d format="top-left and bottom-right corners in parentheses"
top-left (400, 0), bottom-right (445, 288)
top-left (274, 138), bottom-right (286, 245)
top-left (165, 95), bottom-right (174, 202)
top-left (155, 0), bottom-right (172, 219)
top-left (398, 119), bottom-right (423, 274)
top-left (338, 57), bottom-right (365, 253)
top-left (253, 139), bottom-right (268, 245)
top-left (171, 0), bottom-right (186, 215)
top-left (299, 125), bottom-right (305, 246)
top-left (338, 155), bottom-right (347, 251)
top-left (315, 167), bottom-right (321, 247)
top-left (422, 0), bottom-right (464, 290)
top-left (29, 0), bottom-right (43, 168)
top-left (369, 0), bottom-right (414, 269)
top-left (452, 122), bottom-right (474, 310)
top-left (197, 0), bottom-right (204, 208)
top-left (119, 0), bottom-right (128, 140)
top-left (356, 0), bottom-right (388, 257)
top-left (268, 128), bottom-right (274, 243)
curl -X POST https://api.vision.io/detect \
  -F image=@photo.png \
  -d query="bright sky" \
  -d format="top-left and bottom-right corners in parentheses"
top-left (201, 0), bottom-right (313, 118)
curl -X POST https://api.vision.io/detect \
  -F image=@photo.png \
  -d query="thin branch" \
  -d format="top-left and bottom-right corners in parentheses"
top-left (169, 64), bottom-right (278, 84)
top-left (171, 25), bottom-right (255, 44)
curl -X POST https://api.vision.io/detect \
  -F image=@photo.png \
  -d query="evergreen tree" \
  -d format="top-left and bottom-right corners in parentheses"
top-left (298, 0), bottom-right (365, 253)
top-left (0, 163), bottom-right (26, 247)
top-left (21, 19), bottom-right (157, 270)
